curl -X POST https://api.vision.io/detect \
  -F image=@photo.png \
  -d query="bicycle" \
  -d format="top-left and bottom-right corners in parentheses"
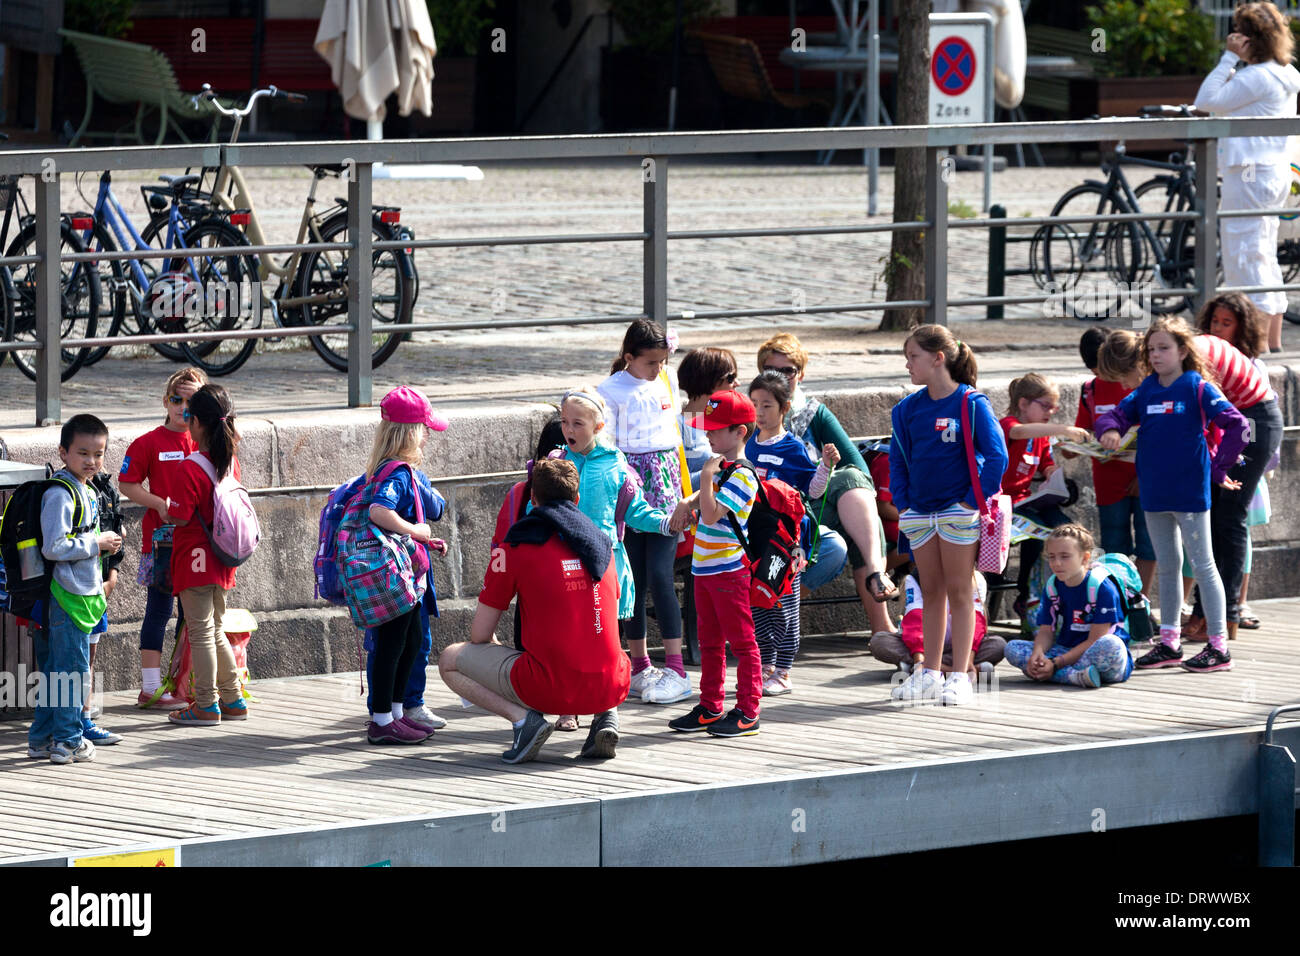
top-left (0, 173), bottom-right (100, 381)
top-left (178, 84), bottom-right (417, 374)
top-left (1032, 105), bottom-right (1212, 320)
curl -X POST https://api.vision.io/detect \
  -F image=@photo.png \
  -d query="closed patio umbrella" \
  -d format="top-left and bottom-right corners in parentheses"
top-left (314, 0), bottom-right (436, 124)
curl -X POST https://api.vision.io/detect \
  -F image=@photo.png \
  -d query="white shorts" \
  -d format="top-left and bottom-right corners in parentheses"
top-left (899, 503), bottom-right (981, 549)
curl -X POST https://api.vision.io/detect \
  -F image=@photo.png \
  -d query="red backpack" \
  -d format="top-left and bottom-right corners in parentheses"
top-left (716, 460), bottom-right (806, 609)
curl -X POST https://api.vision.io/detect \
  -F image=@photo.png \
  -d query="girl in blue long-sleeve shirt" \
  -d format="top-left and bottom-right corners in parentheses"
top-left (888, 325), bottom-right (1009, 706)
top-left (1096, 317), bottom-right (1249, 674)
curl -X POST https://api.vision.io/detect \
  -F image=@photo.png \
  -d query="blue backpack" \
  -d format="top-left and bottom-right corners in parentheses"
top-left (1042, 552), bottom-right (1153, 646)
top-left (314, 460), bottom-right (411, 606)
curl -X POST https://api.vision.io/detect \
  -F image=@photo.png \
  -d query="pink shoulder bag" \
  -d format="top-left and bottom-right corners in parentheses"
top-left (960, 390), bottom-right (1012, 573)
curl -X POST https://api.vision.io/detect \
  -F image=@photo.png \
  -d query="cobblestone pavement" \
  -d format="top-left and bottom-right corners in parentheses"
top-left (2, 160), bottom-right (1294, 430)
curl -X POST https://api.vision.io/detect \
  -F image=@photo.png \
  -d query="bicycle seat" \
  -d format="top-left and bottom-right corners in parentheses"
top-left (306, 163), bottom-right (346, 176)
top-left (159, 173), bottom-right (202, 195)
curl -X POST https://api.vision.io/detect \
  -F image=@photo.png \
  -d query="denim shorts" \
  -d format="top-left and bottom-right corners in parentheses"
top-left (1097, 498), bottom-right (1155, 562)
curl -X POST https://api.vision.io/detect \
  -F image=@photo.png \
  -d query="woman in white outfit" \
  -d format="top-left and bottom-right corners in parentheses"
top-left (1194, 2), bottom-right (1300, 353)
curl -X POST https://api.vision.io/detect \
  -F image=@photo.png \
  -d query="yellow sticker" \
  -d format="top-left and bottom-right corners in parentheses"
top-left (70, 847), bottom-right (179, 867)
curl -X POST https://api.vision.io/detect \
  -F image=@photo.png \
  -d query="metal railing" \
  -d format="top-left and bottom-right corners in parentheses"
top-left (4, 114), bottom-right (1300, 426)
top-left (1259, 702), bottom-right (1300, 867)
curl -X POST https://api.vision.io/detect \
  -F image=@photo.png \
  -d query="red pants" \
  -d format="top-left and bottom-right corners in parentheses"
top-left (694, 568), bottom-right (761, 718)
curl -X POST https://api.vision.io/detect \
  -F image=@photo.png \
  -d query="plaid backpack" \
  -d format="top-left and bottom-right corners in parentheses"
top-left (335, 461), bottom-right (430, 628)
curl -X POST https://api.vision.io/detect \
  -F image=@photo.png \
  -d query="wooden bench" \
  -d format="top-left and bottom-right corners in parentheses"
top-left (59, 29), bottom-right (224, 146)
top-left (688, 32), bottom-right (831, 126)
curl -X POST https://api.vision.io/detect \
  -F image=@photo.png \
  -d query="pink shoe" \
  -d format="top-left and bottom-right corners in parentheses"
top-left (366, 719), bottom-right (427, 745)
top-left (138, 689), bottom-right (190, 711)
top-left (397, 716), bottom-right (434, 740)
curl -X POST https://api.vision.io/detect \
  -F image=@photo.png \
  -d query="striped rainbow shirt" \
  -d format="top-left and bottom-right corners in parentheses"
top-left (692, 464), bottom-right (758, 577)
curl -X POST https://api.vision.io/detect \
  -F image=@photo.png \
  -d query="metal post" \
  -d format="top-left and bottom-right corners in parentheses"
top-left (1257, 742), bottom-right (1296, 866)
top-left (643, 155), bottom-right (667, 328)
top-left (867, 0), bottom-right (879, 215)
top-left (33, 174), bottom-right (60, 426)
top-left (924, 147), bottom-right (949, 326)
top-left (347, 161), bottom-right (373, 408)
top-left (987, 203), bottom-right (1005, 320)
top-left (1193, 137), bottom-right (1219, 315)
top-left (982, 16), bottom-right (994, 213)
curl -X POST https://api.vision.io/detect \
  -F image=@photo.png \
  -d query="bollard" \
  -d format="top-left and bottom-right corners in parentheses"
top-left (987, 203), bottom-right (1005, 320)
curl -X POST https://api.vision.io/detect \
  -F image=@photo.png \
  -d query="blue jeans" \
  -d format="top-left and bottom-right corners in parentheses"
top-left (365, 602), bottom-right (431, 710)
top-left (1097, 498), bottom-right (1155, 562)
top-left (29, 601), bottom-right (90, 748)
top-left (802, 527), bottom-right (849, 591)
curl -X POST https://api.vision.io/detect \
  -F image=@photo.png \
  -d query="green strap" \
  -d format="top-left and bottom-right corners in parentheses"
top-left (808, 463), bottom-right (834, 563)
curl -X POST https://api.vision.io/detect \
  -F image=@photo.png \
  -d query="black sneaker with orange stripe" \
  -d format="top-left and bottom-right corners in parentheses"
top-left (705, 708), bottom-right (760, 738)
top-left (668, 704), bottom-right (724, 733)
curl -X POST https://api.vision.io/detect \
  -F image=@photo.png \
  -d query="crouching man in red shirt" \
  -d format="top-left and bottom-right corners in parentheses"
top-left (438, 459), bottom-right (630, 764)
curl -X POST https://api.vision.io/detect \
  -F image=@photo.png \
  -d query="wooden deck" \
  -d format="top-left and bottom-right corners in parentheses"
top-left (3, 600), bottom-right (1300, 866)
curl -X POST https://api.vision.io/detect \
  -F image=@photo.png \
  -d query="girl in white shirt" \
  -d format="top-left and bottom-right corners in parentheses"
top-left (1193, 2), bottom-right (1300, 352)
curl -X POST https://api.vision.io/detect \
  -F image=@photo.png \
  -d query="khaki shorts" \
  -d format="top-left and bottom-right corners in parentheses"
top-left (455, 642), bottom-right (526, 707)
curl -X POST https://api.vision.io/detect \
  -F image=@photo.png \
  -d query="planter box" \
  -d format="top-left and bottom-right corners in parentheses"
top-left (1070, 74), bottom-right (1205, 152)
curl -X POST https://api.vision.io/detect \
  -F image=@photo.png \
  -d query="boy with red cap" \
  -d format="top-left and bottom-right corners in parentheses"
top-left (668, 390), bottom-right (763, 737)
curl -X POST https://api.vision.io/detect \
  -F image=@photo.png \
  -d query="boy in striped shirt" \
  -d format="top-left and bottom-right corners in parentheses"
top-left (668, 390), bottom-right (762, 737)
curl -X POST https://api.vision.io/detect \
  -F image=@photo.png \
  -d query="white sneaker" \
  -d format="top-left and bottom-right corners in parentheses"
top-left (892, 668), bottom-right (942, 703)
top-left (897, 661), bottom-right (913, 676)
top-left (49, 738), bottom-right (95, 765)
top-left (941, 673), bottom-right (974, 706)
top-left (641, 668), bottom-right (694, 704)
top-left (404, 704), bottom-right (447, 731)
top-left (628, 665), bottom-right (664, 700)
top-left (761, 669), bottom-right (793, 696)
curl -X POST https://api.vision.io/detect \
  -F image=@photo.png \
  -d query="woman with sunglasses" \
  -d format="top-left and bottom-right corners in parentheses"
top-left (117, 366), bottom-right (208, 710)
top-left (756, 333), bottom-right (899, 639)
top-left (1001, 373), bottom-right (1090, 618)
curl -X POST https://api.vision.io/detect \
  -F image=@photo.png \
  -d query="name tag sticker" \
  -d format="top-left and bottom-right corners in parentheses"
top-left (1145, 402), bottom-right (1174, 415)
top-left (159, 451), bottom-right (184, 461)
top-left (756, 453), bottom-right (784, 466)
top-left (1095, 404), bottom-right (1115, 414)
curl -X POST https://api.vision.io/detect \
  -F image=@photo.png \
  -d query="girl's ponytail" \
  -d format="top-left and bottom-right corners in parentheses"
top-left (189, 384), bottom-right (240, 480)
top-left (950, 340), bottom-right (978, 387)
top-left (610, 318), bottom-right (669, 375)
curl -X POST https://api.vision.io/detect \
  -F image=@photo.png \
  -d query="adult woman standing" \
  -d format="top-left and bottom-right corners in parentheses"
top-left (1193, 2), bottom-right (1300, 353)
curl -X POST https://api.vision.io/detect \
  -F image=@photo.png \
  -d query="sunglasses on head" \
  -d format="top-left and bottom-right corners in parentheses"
top-left (765, 365), bottom-right (798, 377)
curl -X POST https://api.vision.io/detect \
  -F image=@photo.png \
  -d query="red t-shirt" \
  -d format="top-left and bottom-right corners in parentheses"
top-left (1074, 378), bottom-right (1138, 507)
top-left (998, 416), bottom-right (1054, 503)
top-left (479, 535), bottom-right (629, 716)
top-left (119, 425), bottom-right (198, 553)
top-left (167, 455), bottom-right (240, 594)
top-left (867, 453), bottom-right (897, 544)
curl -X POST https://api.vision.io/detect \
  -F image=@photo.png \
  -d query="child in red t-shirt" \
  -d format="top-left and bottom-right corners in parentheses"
top-left (1078, 328), bottom-right (1155, 596)
top-left (164, 384), bottom-right (247, 727)
top-left (999, 373), bottom-right (1089, 615)
top-left (118, 367), bottom-right (206, 710)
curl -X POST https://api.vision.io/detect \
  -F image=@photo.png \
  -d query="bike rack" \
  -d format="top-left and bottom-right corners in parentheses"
top-left (1259, 702), bottom-right (1300, 867)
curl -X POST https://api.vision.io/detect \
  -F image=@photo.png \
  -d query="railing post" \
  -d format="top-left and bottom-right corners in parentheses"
top-left (347, 161), bottom-right (373, 408)
top-left (643, 155), bottom-right (667, 328)
top-left (34, 173), bottom-right (61, 426)
top-left (924, 146), bottom-right (949, 326)
top-left (987, 203), bottom-right (1005, 320)
top-left (1193, 136), bottom-right (1218, 315)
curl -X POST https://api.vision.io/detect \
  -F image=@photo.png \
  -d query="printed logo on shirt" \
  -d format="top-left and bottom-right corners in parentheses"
top-left (1146, 402), bottom-right (1177, 415)
top-left (1071, 609), bottom-right (1088, 631)
top-left (562, 557), bottom-right (588, 592)
top-left (119, 456), bottom-right (131, 475)
top-left (936, 418), bottom-right (958, 443)
top-left (158, 451), bottom-right (185, 461)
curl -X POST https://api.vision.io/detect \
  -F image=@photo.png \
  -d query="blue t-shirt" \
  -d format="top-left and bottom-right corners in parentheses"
top-left (1112, 371), bottom-right (1233, 513)
top-left (1036, 574), bottom-right (1122, 649)
top-left (372, 464), bottom-right (446, 525)
top-left (889, 385), bottom-right (1008, 514)
top-left (745, 432), bottom-right (819, 493)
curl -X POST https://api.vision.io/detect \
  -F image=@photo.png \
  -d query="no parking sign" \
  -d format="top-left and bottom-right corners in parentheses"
top-left (929, 14), bottom-right (992, 125)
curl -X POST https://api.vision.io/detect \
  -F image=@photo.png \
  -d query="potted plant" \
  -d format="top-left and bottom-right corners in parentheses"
top-left (418, 0), bottom-right (496, 131)
top-left (601, 0), bottom-right (719, 131)
top-left (1076, 0), bottom-right (1218, 136)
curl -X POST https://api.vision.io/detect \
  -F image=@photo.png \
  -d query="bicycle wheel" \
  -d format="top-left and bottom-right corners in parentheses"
top-left (166, 218), bottom-right (260, 376)
top-left (1032, 183), bottom-right (1141, 319)
top-left (6, 220), bottom-right (99, 381)
top-left (79, 222), bottom-right (128, 367)
top-left (140, 210), bottom-right (216, 361)
top-left (292, 212), bottom-right (413, 372)
top-left (1164, 219), bottom-right (1222, 316)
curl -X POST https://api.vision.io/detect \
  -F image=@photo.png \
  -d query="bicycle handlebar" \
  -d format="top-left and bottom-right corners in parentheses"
top-left (192, 84), bottom-right (307, 115)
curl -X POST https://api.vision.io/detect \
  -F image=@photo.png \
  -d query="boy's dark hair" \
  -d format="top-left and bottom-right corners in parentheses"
top-left (749, 370), bottom-right (793, 410)
top-left (59, 414), bottom-right (108, 450)
top-left (531, 458), bottom-right (580, 505)
top-left (534, 416), bottom-right (565, 461)
top-left (189, 384), bottom-right (240, 480)
top-left (1079, 327), bottom-right (1108, 370)
top-left (678, 347), bottom-right (738, 400)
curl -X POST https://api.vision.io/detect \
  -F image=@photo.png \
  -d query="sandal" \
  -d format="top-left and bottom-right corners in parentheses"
top-left (1238, 607), bottom-right (1260, 630)
top-left (866, 570), bottom-right (898, 603)
top-left (555, 714), bottom-right (581, 732)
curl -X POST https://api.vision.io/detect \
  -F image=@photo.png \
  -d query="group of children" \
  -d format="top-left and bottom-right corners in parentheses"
top-left (24, 370), bottom-right (247, 763)
top-left (21, 296), bottom-right (1283, 760)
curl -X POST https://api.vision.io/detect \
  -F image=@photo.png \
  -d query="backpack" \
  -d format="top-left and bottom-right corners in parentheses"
top-left (716, 460), bottom-right (805, 610)
top-left (334, 460), bottom-right (430, 628)
top-left (1043, 552), bottom-right (1153, 646)
top-left (91, 472), bottom-right (125, 577)
top-left (315, 459), bottom-right (418, 605)
top-left (186, 453), bottom-right (260, 567)
top-left (0, 472), bottom-right (97, 621)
